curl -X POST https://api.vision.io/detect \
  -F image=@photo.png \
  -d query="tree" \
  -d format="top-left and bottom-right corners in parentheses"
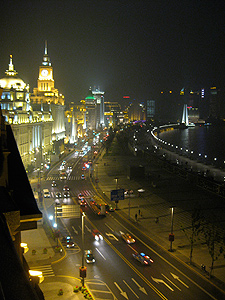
top-left (181, 208), bottom-right (203, 264)
top-left (202, 220), bottom-right (224, 277)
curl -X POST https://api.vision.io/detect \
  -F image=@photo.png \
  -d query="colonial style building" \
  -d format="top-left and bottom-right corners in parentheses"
top-left (30, 41), bottom-right (66, 155)
top-left (0, 55), bottom-right (53, 169)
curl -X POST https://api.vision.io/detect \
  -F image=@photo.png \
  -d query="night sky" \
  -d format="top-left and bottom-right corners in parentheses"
top-left (1, 0), bottom-right (224, 104)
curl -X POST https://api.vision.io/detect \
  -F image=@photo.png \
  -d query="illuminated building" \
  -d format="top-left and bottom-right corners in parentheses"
top-left (65, 101), bottom-right (86, 143)
top-left (146, 100), bottom-right (155, 120)
top-left (0, 55), bottom-right (53, 168)
top-left (127, 101), bottom-right (146, 122)
top-left (30, 41), bottom-right (65, 154)
top-left (92, 87), bottom-right (105, 128)
top-left (85, 88), bottom-right (97, 130)
top-left (104, 101), bottom-right (122, 127)
top-left (209, 87), bottom-right (221, 119)
top-left (0, 102), bottom-right (43, 299)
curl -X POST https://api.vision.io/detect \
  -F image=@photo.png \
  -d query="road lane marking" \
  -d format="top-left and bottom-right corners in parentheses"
top-left (123, 280), bottom-right (139, 298)
top-left (151, 276), bottom-right (174, 291)
top-left (132, 278), bottom-right (148, 295)
top-left (114, 282), bottom-right (128, 299)
top-left (112, 216), bottom-right (219, 299)
top-left (72, 226), bottom-right (78, 235)
top-left (105, 232), bottom-right (119, 241)
top-left (85, 225), bottom-right (91, 232)
top-left (95, 247), bottom-right (106, 260)
top-left (170, 273), bottom-right (189, 288)
top-left (161, 274), bottom-right (181, 291)
top-left (105, 223), bottom-right (114, 232)
top-left (86, 217), bottom-right (168, 300)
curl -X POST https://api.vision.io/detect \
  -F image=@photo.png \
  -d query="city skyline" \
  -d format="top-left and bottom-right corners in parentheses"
top-left (1, 0), bottom-right (224, 104)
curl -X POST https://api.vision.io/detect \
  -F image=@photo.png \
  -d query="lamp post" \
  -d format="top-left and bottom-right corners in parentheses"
top-left (115, 178), bottom-right (118, 210)
top-left (169, 207), bottom-right (175, 252)
top-left (128, 193), bottom-right (131, 220)
top-left (115, 177), bottom-right (118, 190)
top-left (80, 212), bottom-right (86, 287)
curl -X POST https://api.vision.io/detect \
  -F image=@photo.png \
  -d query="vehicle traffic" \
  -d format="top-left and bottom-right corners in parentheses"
top-left (63, 185), bottom-right (70, 191)
top-left (85, 250), bottom-right (95, 263)
top-left (92, 229), bottom-right (103, 241)
top-left (120, 231), bottom-right (135, 244)
top-left (55, 192), bottom-right (62, 198)
top-left (66, 236), bottom-right (74, 248)
top-left (43, 189), bottom-right (51, 198)
top-left (132, 252), bottom-right (153, 265)
top-left (63, 191), bottom-right (70, 198)
top-left (86, 195), bottom-right (107, 216)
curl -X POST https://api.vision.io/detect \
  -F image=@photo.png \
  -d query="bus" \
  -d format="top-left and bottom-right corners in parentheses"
top-left (86, 195), bottom-right (107, 216)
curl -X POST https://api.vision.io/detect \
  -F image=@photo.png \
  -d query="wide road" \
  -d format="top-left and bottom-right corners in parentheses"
top-left (37, 148), bottom-right (224, 300)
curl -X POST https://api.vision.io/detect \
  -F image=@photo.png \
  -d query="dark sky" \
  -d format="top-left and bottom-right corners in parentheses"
top-left (1, 0), bottom-right (224, 104)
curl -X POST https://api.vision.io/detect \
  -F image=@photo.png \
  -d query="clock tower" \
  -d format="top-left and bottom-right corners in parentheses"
top-left (37, 41), bottom-right (54, 91)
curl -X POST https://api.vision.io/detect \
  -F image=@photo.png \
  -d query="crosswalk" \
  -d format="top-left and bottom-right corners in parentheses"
top-left (30, 264), bottom-right (55, 277)
top-left (46, 175), bottom-right (85, 181)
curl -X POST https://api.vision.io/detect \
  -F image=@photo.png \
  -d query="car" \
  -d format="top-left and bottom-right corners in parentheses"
top-left (106, 204), bottom-right (115, 212)
top-left (60, 172), bottom-right (67, 180)
top-left (55, 191), bottom-right (62, 198)
top-left (92, 229), bottom-right (103, 241)
top-left (63, 185), bottom-right (70, 191)
top-left (82, 166), bottom-right (87, 171)
top-left (52, 181), bottom-right (57, 187)
top-left (81, 174), bottom-right (86, 180)
top-left (68, 166), bottom-right (72, 171)
top-left (63, 191), bottom-right (70, 198)
top-left (80, 199), bottom-right (87, 206)
top-left (55, 199), bottom-right (60, 206)
top-left (132, 252), bottom-right (153, 265)
top-left (66, 236), bottom-right (74, 248)
top-left (120, 231), bottom-right (135, 244)
top-left (85, 250), bottom-right (95, 263)
top-left (78, 193), bottom-right (85, 199)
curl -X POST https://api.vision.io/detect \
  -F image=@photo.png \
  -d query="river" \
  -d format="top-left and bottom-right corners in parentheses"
top-left (157, 125), bottom-right (225, 170)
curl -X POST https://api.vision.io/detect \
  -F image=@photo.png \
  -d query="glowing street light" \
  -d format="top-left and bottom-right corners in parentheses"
top-left (169, 207), bottom-right (175, 252)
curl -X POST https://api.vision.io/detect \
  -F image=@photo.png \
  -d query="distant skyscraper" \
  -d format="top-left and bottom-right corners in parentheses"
top-left (146, 100), bottom-right (155, 119)
top-left (209, 87), bottom-right (221, 118)
top-left (92, 87), bottom-right (105, 128)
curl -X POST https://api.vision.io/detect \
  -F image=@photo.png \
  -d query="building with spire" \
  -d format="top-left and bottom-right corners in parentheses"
top-left (0, 55), bottom-right (53, 169)
top-left (30, 41), bottom-right (66, 155)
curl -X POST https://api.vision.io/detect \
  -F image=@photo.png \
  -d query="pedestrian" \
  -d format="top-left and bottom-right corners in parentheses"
top-left (135, 213), bottom-right (137, 221)
top-left (138, 209), bottom-right (140, 215)
top-left (155, 217), bottom-right (159, 223)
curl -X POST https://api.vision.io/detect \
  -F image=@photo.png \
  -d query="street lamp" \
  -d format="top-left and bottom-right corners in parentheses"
top-left (80, 212), bottom-right (87, 286)
top-left (115, 177), bottom-right (118, 190)
top-left (169, 207), bottom-right (175, 252)
top-left (114, 178), bottom-right (118, 210)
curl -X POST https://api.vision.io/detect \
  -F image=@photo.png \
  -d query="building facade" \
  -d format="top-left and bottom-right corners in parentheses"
top-left (30, 41), bottom-right (66, 155)
top-left (0, 55), bottom-right (53, 169)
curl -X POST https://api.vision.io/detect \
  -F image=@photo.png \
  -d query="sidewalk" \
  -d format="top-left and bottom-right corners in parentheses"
top-left (21, 221), bottom-right (93, 300)
top-left (93, 148), bottom-right (225, 292)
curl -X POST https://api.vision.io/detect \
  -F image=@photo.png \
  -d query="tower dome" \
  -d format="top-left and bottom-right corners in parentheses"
top-left (0, 55), bottom-right (27, 91)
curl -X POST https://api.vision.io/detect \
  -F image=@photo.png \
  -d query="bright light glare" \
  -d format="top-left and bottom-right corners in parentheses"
top-left (49, 215), bottom-right (53, 220)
